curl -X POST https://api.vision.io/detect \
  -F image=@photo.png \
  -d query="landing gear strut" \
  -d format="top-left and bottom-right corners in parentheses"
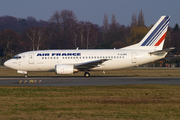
top-left (84, 72), bottom-right (90, 78)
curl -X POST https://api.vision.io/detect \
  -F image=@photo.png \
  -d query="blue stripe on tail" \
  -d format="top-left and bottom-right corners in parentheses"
top-left (141, 16), bottom-right (170, 46)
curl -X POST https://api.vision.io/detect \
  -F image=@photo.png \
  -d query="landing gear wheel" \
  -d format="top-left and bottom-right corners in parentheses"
top-left (24, 74), bottom-right (28, 78)
top-left (84, 72), bottom-right (90, 78)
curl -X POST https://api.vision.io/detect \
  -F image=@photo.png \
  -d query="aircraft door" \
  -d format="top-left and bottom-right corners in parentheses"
top-left (131, 52), bottom-right (137, 63)
top-left (29, 53), bottom-right (34, 64)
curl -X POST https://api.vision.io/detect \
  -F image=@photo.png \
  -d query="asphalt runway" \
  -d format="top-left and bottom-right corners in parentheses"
top-left (0, 77), bottom-right (180, 86)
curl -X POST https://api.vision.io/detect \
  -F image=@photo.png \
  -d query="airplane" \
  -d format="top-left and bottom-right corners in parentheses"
top-left (4, 15), bottom-right (174, 78)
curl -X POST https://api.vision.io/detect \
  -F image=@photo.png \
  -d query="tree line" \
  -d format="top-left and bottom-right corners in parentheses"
top-left (0, 9), bottom-right (180, 61)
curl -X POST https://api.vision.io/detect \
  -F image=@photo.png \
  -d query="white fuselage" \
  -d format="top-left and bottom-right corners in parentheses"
top-left (4, 49), bottom-right (166, 72)
top-left (4, 15), bottom-right (171, 77)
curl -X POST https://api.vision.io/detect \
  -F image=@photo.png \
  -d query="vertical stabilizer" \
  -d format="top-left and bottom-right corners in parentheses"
top-left (122, 16), bottom-right (170, 51)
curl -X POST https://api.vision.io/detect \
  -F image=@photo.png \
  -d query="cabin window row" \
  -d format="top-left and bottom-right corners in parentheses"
top-left (42, 56), bottom-right (124, 59)
top-left (42, 57), bottom-right (59, 59)
top-left (62, 56), bottom-right (124, 59)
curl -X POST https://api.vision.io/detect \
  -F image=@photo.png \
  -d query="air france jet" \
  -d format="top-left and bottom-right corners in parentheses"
top-left (4, 16), bottom-right (174, 78)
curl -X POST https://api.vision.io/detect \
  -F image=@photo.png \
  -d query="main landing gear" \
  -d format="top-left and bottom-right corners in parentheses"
top-left (24, 74), bottom-right (28, 78)
top-left (84, 71), bottom-right (90, 78)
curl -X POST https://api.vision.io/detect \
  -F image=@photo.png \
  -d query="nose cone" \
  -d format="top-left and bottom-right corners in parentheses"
top-left (4, 60), bottom-right (11, 68)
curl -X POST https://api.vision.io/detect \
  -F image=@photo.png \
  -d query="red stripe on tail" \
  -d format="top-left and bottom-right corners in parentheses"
top-left (154, 32), bottom-right (167, 46)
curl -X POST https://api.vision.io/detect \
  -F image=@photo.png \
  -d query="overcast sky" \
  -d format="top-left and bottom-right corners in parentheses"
top-left (0, 0), bottom-right (179, 27)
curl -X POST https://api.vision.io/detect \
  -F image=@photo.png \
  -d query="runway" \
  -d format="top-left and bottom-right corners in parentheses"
top-left (0, 77), bottom-right (180, 86)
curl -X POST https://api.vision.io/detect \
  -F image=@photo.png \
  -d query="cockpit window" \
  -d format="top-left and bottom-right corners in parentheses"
top-left (13, 56), bottom-right (21, 59)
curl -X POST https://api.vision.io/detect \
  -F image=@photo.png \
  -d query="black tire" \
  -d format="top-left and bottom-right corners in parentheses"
top-left (84, 72), bottom-right (90, 78)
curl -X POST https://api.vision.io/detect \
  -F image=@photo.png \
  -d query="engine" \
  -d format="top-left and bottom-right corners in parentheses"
top-left (55, 64), bottom-right (77, 74)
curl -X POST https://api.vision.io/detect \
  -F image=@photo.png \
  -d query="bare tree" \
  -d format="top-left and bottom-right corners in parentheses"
top-left (36, 29), bottom-right (44, 50)
top-left (49, 9), bottom-right (78, 49)
top-left (0, 29), bottom-right (19, 59)
top-left (85, 22), bottom-right (92, 49)
top-left (103, 14), bottom-right (109, 32)
top-left (110, 14), bottom-right (118, 31)
top-left (27, 27), bottom-right (36, 51)
top-left (74, 33), bottom-right (78, 48)
top-left (111, 14), bottom-right (116, 26)
top-left (78, 21), bottom-right (85, 49)
top-left (27, 27), bottom-right (45, 50)
top-left (49, 11), bottom-right (61, 32)
top-left (138, 10), bottom-right (145, 27)
top-left (131, 13), bottom-right (138, 27)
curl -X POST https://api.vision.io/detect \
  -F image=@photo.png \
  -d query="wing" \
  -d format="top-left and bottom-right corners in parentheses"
top-left (74, 59), bottom-right (108, 70)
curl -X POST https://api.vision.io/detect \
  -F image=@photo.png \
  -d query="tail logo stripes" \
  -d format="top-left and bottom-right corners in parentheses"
top-left (141, 16), bottom-right (170, 46)
top-left (154, 32), bottom-right (166, 46)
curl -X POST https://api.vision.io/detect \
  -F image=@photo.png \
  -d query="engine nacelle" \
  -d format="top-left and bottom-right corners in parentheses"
top-left (55, 64), bottom-right (74, 74)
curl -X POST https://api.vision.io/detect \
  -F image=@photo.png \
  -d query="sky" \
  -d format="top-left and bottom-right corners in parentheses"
top-left (0, 0), bottom-right (179, 27)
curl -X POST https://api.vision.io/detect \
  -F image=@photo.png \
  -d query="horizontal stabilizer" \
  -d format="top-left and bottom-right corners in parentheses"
top-left (149, 47), bottom-right (175, 55)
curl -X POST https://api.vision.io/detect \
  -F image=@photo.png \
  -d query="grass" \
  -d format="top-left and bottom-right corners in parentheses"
top-left (0, 85), bottom-right (180, 119)
top-left (1, 67), bottom-right (180, 119)
top-left (1, 67), bottom-right (180, 77)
